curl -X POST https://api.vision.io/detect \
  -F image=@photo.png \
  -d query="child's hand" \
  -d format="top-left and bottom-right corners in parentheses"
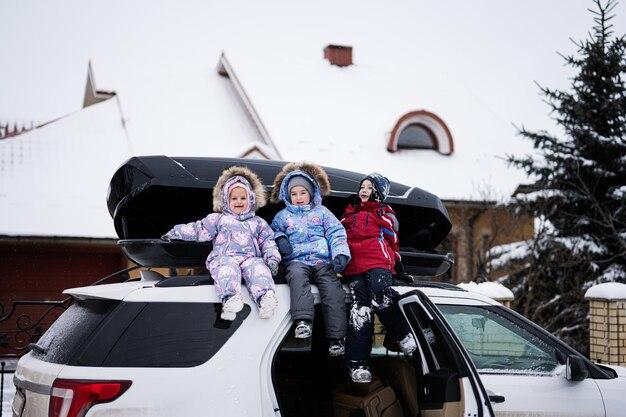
top-left (268, 259), bottom-right (280, 276)
top-left (161, 234), bottom-right (171, 242)
top-left (275, 236), bottom-right (293, 257)
top-left (394, 261), bottom-right (413, 283)
top-left (332, 255), bottom-right (349, 273)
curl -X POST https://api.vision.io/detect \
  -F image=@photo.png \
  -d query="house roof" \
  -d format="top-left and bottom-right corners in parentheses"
top-left (0, 99), bottom-right (130, 238)
top-left (0, 0), bottom-right (605, 238)
top-left (225, 50), bottom-right (532, 201)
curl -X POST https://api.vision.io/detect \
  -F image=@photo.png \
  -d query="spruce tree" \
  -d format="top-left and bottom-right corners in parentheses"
top-left (495, 0), bottom-right (626, 354)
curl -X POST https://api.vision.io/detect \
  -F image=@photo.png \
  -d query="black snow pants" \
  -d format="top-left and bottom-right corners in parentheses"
top-left (345, 268), bottom-right (411, 366)
top-left (285, 261), bottom-right (347, 340)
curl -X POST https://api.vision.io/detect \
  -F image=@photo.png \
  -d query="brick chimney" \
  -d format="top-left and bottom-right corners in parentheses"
top-left (324, 44), bottom-right (353, 67)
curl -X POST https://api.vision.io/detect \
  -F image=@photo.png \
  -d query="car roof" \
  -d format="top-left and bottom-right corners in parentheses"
top-left (64, 279), bottom-right (502, 306)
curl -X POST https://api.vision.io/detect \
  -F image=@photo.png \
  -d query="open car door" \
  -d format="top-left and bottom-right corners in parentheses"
top-left (397, 289), bottom-right (495, 417)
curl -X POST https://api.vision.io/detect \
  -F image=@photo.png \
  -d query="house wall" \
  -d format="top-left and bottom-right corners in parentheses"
top-left (0, 239), bottom-right (125, 356)
top-left (441, 203), bottom-right (534, 283)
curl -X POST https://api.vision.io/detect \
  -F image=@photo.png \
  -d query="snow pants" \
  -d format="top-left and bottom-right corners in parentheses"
top-left (208, 255), bottom-right (275, 304)
top-left (345, 268), bottom-right (411, 366)
top-left (285, 262), bottom-right (347, 340)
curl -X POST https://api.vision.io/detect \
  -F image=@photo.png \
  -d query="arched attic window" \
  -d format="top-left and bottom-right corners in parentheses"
top-left (387, 110), bottom-right (454, 155)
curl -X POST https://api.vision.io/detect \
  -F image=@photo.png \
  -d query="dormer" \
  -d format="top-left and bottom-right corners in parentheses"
top-left (387, 110), bottom-right (454, 155)
top-left (83, 61), bottom-right (116, 108)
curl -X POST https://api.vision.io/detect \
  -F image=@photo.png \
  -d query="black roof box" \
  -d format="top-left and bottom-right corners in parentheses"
top-left (107, 156), bottom-right (452, 272)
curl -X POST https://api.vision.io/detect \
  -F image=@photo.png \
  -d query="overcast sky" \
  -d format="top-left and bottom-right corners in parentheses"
top-left (0, 0), bottom-right (624, 128)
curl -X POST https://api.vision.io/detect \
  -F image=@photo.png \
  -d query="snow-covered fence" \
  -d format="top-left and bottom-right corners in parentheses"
top-left (584, 283), bottom-right (626, 366)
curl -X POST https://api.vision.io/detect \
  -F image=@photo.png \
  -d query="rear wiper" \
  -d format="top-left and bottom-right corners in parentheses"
top-left (27, 342), bottom-right (47, 355)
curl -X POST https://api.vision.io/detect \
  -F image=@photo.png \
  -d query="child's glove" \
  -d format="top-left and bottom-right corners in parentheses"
top-left (332, 255), bottom-right (349, 273)
top-left (267, 259), bottom-right (280, 277)
top-left (160, 233), bottom-right (171, 242)
top-left (394, 260), bottom-right (414, 284)
top-left (275, 236), bottom-right (293, 257)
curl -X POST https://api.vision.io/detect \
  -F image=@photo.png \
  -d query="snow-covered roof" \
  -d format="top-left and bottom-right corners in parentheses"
top-left (0, 0), bottom-right (611, 238)
top-left (227, 49), bottom-right (532, 201)
top-left (0, 99), bottom-right (130, 238)
top-left (457, 281), bottom-right (514, 301)
top-left (584, 283), bottom-right (626, 301)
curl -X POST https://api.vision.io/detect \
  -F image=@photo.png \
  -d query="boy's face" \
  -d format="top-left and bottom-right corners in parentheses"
top-left (359, 179), bottom-right (374, 202)
top-left (229, 187), bottom-right (249, 214)
top-left (290, 186), bottom-right (311, 206)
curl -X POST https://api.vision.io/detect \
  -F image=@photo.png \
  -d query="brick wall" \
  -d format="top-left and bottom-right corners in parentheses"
top-left (587, 299), bottom-right (626, 365)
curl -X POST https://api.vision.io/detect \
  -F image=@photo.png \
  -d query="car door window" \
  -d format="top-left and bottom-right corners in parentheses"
top-left (438, 305), bottom-right (559, 373)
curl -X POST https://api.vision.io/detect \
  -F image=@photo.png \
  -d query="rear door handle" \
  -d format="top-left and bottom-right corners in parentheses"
top-left (488, 394), bottom-right (505, 403)
top-left (486, 389), bottom-right (505, 403)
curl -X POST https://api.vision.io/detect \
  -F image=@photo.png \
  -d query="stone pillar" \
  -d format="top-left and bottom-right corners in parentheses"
top-left (584, 283), bottom-right (626, 366)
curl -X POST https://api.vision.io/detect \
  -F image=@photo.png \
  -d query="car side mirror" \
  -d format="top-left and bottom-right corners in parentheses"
top-left (565, 355), bottom-right (589, 381)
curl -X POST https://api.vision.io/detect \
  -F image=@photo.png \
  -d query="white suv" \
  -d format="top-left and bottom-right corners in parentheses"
top-left (10, 156), bottom-right (625, 417)
top-left (13, 276), bottom-right (498, 417)
top-left (12, 278), bottom-right (625, 417)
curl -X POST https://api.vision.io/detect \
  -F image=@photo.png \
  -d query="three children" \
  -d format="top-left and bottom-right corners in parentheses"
top-left (164, 163), bottom-right (416, 384)
top-left (270, 162), bottom-right (351, 356)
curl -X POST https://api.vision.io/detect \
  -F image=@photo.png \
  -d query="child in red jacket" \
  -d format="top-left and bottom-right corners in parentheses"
top-left (341, 173), bottom-right (417, 383)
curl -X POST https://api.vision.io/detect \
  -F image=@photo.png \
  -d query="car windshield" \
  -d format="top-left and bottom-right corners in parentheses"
top-left (438, 304), bottom-right (559, 374)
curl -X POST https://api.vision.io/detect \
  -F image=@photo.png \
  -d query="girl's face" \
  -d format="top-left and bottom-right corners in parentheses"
top-left (290, 186), bottom-right (311, 206)
top-left (229, 187), bottom-right (249, 214)
top-left (359, 179), bottom-right (374, 202)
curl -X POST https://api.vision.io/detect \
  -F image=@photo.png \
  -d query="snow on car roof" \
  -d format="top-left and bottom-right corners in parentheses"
top-left (393, 285), bottom-right (500, 306)
top-left (457, 281), bottom-right (514, 300)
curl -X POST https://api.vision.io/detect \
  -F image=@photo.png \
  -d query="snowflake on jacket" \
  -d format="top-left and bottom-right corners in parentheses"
top-left (270, 165), bottom-right (350, 267)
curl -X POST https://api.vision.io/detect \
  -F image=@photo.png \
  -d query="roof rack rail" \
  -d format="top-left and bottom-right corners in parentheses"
top-left (407, 280), bottom-right (466, 291)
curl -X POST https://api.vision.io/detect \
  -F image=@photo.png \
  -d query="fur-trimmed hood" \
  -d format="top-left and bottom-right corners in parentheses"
top-left (213, 166), bottom-right (267, 215)
top-left (270, 161), bottom-right (330, 207)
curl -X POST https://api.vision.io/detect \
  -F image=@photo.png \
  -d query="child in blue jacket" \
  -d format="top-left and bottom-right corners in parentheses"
top-left (270, 162), bottom-right (350, 356)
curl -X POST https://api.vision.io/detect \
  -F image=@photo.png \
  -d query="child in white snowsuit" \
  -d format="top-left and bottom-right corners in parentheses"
top-left (270, 162), bottom-right (351, 356)
top-left (162, 166), bottom-right (280, 321)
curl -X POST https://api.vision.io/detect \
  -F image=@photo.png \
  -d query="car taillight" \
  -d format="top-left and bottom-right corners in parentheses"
top-left (49, 379), bottom-right (132, 417)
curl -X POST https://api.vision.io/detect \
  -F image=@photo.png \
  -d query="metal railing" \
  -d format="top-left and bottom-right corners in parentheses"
top-left (0, 266), bottom-right (142, 407)
top-left (1, 360), bottom-right (16, 417)
top-left (0, 266), bottom-right (140, 358)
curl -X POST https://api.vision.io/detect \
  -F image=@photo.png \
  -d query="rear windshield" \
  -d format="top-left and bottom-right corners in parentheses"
top-left (32, 299), bottom-right (249, 368)
top-left (31, 299), bottom-right (119, 365)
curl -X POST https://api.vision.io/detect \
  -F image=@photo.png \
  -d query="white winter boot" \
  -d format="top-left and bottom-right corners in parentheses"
top-left (221, 293), bottom-right (244, 321)
top-left (399, 333), bottom-right (417, 355)
top-left (350, 365), bottom-right (372, 383)
top-left (294, 320), bottom-right (312, 339)
top-left (258, 291), bottom-right (278, 319)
